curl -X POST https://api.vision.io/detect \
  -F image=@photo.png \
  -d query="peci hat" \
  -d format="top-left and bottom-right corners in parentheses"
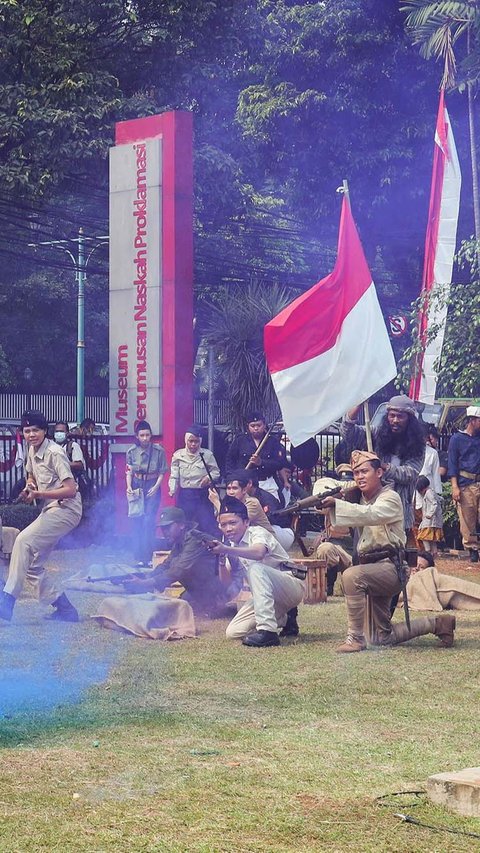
top-left (219, 495), bottom-right (248, 520)
top-left (350, 450), bottom-right (381, 470)
top-left (158, 507), bottom-right (186, 526)
top-left (20, 410), bottom-right (48, 431)
top-left (386, 395), bottom-right (417, 416)
top-left (246, 411), bottom-right (266, 424)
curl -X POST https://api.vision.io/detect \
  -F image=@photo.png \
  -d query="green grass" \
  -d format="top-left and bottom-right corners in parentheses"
top-left (1, 550), bottom-right (480, 852)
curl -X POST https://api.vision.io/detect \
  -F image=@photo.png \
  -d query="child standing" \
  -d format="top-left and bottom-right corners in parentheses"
top-left (416, 475), bottom-right (444, 557)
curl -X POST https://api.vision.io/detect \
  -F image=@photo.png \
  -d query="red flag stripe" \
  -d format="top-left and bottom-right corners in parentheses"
top-left (264, 197), bottom-right (371, 374)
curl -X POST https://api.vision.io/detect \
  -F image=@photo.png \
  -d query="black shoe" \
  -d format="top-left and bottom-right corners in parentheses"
top-left (279, 607), bottom-right (299, 637)
top-left (469, 549), bottom-right (479, 564)
top-left (48, 593), bottom-right (79, 623)
top-left (242, 630), bottom-right (280, 647)
top-left (0, 591), bottom-right (15, 622)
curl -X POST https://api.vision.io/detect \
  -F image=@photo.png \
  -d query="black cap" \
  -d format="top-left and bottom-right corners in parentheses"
top-left (219, 496), bottom-right (248, 520)
top-left (21, 410), bottom-right (48, 431)
top-left (186, 425), bottom-right (203, 438)
top-left (246, 411), bottom-right (265, 424)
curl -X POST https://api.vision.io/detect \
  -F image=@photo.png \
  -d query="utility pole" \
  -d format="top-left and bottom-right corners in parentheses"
top-left (28, 229), bottom-right (108, 425)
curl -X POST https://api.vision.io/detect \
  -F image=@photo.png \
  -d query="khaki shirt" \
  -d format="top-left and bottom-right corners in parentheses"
top-left (126, 443), bottom-right (168, 477)
top-left (26, 438), bottom-right (82, 514)
top-left (244, 494), bottom-right (275, 534)
top-left (330, 486), bottom-right (405, 555)
top-left (169, 448), bottom-right (220, 492)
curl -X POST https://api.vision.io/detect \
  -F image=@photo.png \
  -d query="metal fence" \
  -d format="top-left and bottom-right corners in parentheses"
top-left (0, 429), bottom-right (454, 504)
top-left (0, 394), bottom-right (109, 426)
top-left (0, 435), bottom-right (114, 503)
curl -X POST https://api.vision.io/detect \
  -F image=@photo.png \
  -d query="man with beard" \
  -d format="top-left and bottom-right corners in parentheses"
top-left (340, 394), bottom-right (425, 534)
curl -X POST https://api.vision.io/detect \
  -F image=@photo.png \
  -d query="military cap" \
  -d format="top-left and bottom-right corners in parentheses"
top-left (158, 507), bottom-right (186, 526)
top-left (350, 450), bottom-right (381, 470)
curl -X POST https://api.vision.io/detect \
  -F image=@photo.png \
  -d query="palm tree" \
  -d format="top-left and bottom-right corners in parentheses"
top-left (200, 279), bottom-right (295, 431)
top-left (401, 1), bottom-right (480, 245)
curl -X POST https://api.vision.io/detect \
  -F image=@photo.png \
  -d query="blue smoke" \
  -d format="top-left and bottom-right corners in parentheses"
top-left (0, 617), bottom-right (116, 718)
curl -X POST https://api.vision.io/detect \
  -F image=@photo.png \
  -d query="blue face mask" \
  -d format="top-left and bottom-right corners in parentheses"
top-left (54, 431), bottom-right (66, 444)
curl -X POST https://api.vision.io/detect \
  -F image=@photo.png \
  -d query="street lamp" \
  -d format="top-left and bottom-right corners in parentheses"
top-left (28, 229), bottom-right (108, 425)
top-left (23, 367), bottom-right (33, 410)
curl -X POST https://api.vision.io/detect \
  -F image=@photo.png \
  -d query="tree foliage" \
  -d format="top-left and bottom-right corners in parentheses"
top-left (397, 239), bottom-right (480, 397)
top-left (200, 280), bottom-right (294, 430)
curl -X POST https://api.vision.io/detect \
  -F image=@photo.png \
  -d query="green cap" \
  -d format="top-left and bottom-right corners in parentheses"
top-left (158, 506), bottom-right (186, 526)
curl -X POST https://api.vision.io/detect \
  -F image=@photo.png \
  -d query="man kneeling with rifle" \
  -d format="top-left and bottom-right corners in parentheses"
top-left (206, 496), bottom-right (306, 647)
top-left (320, 450), bottom-right (455, 653)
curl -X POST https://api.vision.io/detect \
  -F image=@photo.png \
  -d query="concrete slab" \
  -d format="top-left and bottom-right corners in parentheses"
top-left (427, 767), bottom-right (480, 817)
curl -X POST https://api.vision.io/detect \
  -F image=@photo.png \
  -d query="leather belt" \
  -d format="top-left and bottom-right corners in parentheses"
top-left (358, 548), bottom-right (395, 565)
top-left (459, 470), bottom-right (480, 482)
top-left (134, 473), bottom-right (158, 481)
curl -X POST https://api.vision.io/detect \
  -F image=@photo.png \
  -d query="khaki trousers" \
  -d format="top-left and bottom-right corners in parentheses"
top-left (226, 563), bottom-right (305, 639)
top-left (342, 560), bottom-right (435, 646)
top-left (4, 504), bottom-right (81, 604)
top-left (315, 542), bottom-right (352, 571)
top-left (457, 483), bottom-right (480, 551)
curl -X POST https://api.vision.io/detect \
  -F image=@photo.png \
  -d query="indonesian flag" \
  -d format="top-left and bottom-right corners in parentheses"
top-left (264, 197), bottom-right (396, 446)
top-left (14, 429), bottom-right (25, 469)
top-left (409, 90), bottom-right (461, 403)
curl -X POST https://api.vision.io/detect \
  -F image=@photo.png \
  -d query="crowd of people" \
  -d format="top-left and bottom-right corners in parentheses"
top-left (1, 400), bottom-right (479, 653)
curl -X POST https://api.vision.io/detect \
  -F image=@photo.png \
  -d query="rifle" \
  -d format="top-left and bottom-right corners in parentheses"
top-left (245, 421), bottom-right (282, 470)
top-left (86, 571), bottom-right (148, 585)
top-left (271, 486), bottom-right (342, 517)
top-left (199, 452), bottom-right (220, 494)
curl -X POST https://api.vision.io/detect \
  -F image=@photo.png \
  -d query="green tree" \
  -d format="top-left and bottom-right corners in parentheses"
top-left (200, 280), bottom-right (294, 430)
top-left (397, 238), bottom-right (480, 397)
top-left (401, 0), bottom-right (480, 241)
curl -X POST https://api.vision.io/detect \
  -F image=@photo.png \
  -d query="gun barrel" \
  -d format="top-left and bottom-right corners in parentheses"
top-left (273, 486), bottom-right (342, 516)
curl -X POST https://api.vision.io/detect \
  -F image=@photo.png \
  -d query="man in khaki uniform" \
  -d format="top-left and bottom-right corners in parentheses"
top-left (320, 450), bottom-right (455, 653)
top-left (0, 410), bottom-right (82, 623)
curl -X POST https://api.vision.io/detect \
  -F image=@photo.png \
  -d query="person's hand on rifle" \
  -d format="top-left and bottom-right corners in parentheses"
top-left (121, 576), bottom-right (154, 594)
top-left (319, 495), bottom-right (339, 509)
top-left (208, 488), bottom-right (220, 512)
top-left (249, 452), bottom-right (261, 467)
top-left (199, 475), bottom-right (211, 488)
top-left (203, 538), bottom-right (226, 555)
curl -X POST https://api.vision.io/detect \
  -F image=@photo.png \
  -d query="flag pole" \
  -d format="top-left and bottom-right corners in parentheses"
top-left (338, 181), bottom-right (373, 452)
top-left (363, 401), bottom-right (373, 452)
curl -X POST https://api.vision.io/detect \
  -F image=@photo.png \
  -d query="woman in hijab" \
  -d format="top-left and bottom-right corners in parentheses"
top-left (126, 420), bottom-right (168, 567)
top-left (168, 427), bottom-right (220, 535)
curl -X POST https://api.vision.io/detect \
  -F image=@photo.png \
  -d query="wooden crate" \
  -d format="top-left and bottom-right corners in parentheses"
top-left (291, 558), bottom-right (327, 604)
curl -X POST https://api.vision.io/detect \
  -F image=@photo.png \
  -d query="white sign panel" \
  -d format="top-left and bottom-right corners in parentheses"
top-left (109, 138), bottom-right (162, 435)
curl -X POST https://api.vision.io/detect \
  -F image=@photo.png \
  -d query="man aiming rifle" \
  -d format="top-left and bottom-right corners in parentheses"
top-left (320, 450), bottom-right (456, 653)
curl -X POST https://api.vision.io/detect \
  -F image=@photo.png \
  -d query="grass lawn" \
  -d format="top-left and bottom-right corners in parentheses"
top-left (1, 548), bottom-right (480, 852)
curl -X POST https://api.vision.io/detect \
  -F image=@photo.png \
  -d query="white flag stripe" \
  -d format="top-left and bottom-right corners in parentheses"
top-left (270, 283), bottom-right (397, 445)
top-left (418, 107), bottom-right (461, 404)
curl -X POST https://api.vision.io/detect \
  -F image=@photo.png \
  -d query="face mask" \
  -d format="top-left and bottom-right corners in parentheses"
top-left (54, 432), bottom-right (66, 444)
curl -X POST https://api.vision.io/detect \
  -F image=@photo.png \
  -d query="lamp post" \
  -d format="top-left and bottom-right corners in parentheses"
top-left (23, 367), bottom-right (33, 410)
top-left (28, 229), bottom-right (108, 425)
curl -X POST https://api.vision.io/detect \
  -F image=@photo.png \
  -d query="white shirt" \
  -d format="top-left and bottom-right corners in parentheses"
top-left (236, 525), bottom-right (290, 571)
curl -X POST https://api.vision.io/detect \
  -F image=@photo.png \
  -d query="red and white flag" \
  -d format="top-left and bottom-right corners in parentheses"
top-left (264, 197), bottom-right (396, 446)
top-left (409, 89), bottom-right (461, 404)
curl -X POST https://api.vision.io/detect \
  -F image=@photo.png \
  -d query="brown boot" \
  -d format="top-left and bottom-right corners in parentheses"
top-left (434, 613), bottom-right (456, 647)
top-left (336, 635), bottom-right (367, 654)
